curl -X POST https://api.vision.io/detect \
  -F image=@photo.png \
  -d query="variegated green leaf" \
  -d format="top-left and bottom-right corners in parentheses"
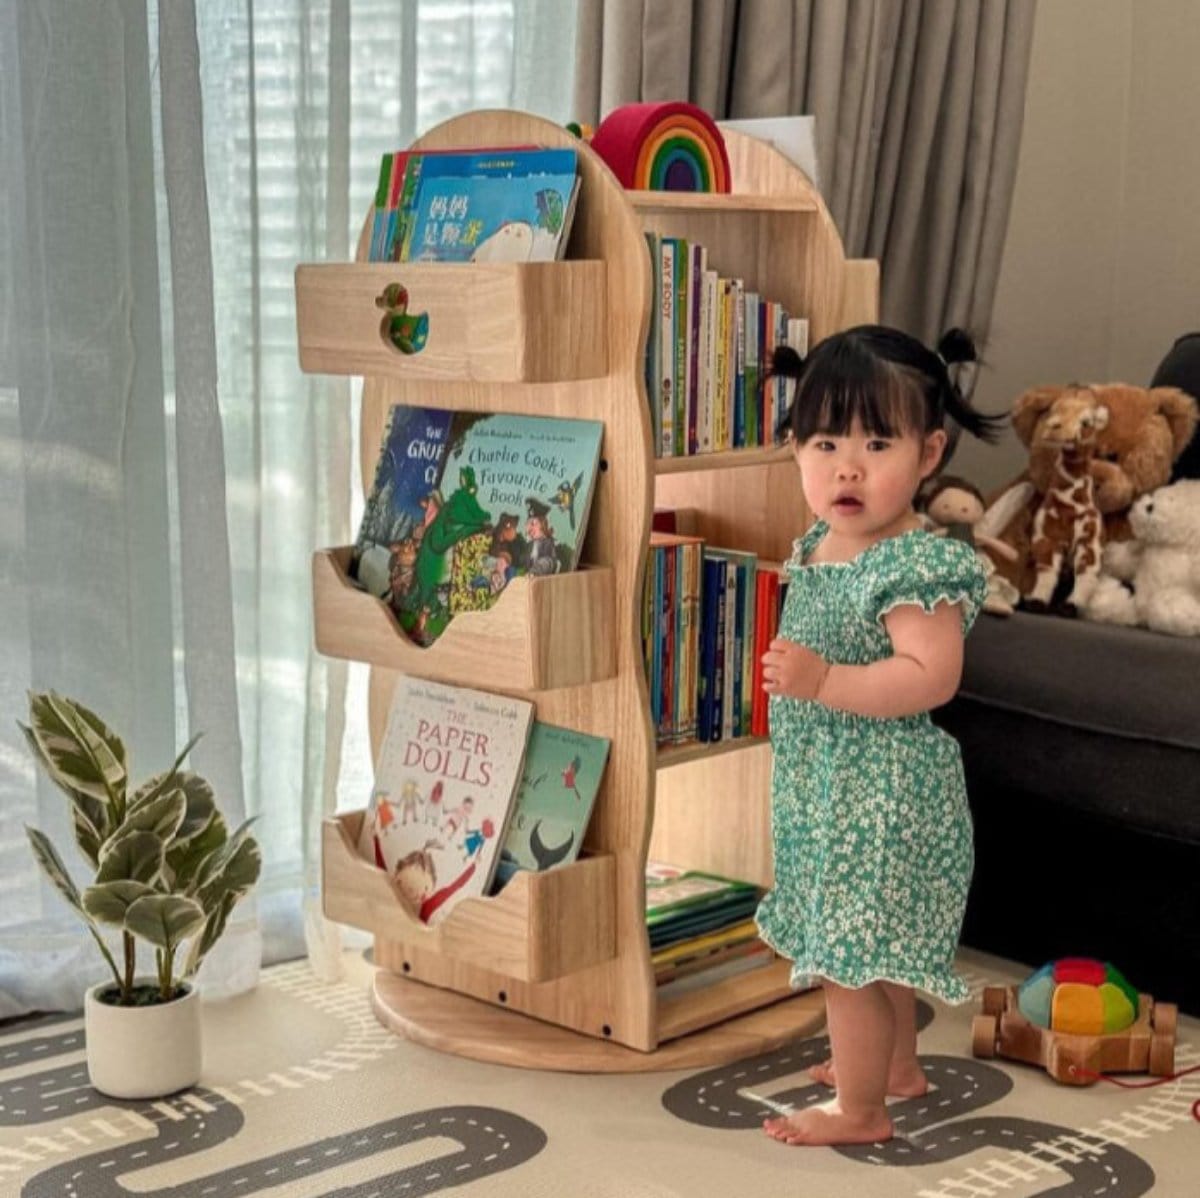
top-left (118, 789), bottom-right (187, 845)
top-left (196, 835), bottom-right (262, 916)
top-left (127, 733), bottom-right (202, 815)
top-left (26, 826), bottom-right (123, 988)
top-left (184, 890), bottom-right (238, 978)
top-left (28, 692), bottom-right (127, 804)
top-left (25, 826), bottom-right (86, 915)
top-left (167, 810), bottom-right (227, 891)
top-left (194, 818), bottom-right (258, 893)
top-left (82, 880), bottom-right (156, 925)
top-left (20, 722), bottom-right (110, 848)
top-left (96, 829), bottom-right (164, 885)
top-left (125, 894), bottom-right (205, 953)
top-left (70, 804), bottom-right (103, 867)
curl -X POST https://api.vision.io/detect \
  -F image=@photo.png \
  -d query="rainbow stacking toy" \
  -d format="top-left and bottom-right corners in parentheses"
top-left (588, 101), bottom-right (731, 193)
top-left (972, 957), bottom-right (1177, 1085)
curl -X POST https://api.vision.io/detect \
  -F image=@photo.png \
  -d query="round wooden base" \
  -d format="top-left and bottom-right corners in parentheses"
top-left (371, 972), bottom-right (826, 1073)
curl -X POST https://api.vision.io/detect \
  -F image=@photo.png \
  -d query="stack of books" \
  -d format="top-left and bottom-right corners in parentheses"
top-left (369, 146), bottom-right (580, 264)
top-left (646, 862), bottom-right (774, 998)
top-left (644, 231), bottom-right (809, 458)
top-left (641, 522), bottom-right (788, 746)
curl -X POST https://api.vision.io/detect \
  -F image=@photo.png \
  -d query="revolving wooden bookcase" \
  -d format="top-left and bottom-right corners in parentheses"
top-left (297, 108), bottom-right (878, 1072)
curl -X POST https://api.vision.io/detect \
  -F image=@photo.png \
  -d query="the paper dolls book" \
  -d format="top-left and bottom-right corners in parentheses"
top-left (492, 721), bottom-right (611, 888)
top-left (356, 675), bottom-right (534, 925)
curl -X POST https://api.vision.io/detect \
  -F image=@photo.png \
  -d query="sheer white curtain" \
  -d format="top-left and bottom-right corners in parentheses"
top-left (0, 0), bottom-right (577, 1016)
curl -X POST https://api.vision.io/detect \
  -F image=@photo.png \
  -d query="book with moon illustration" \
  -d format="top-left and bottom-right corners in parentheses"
top-left (491, 721), bottom-right (611, 889)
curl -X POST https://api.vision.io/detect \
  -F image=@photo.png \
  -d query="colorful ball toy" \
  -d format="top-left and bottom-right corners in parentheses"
top-left (588, 101), bottom-right (731, 193)
top-left (972, 957), bottom-right (1177, 1086)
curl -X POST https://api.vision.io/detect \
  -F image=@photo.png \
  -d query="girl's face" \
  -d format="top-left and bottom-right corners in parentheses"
top-left (794, 420), bottom-right (946, 543)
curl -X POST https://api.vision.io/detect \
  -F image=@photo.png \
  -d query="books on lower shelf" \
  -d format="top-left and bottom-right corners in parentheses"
top-left (351, 405), bottom-right (604, 647)
top-left (357, 675), bottom-right (535, 925)
top-left (368, 147), bottom-right (580, 264)
top-left (644, 230), bottom-right (809, 457)
top-left (645, 862), bottom-right (774, 995)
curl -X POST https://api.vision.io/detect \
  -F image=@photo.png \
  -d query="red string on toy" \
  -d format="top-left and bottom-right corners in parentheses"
top-left (1067, 1062), bottom-right (1200, 1123)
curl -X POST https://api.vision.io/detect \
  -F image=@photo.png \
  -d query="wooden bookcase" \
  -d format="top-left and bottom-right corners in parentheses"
top-left (297, 109), bottom-right (878, 1071)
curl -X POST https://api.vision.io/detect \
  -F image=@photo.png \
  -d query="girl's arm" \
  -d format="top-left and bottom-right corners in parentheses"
top-left (761, 601), bottom-right (965, 718)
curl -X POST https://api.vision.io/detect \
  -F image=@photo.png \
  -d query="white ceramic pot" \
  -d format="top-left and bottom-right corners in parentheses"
top-left (84, 980), bottom-right (202, 1099)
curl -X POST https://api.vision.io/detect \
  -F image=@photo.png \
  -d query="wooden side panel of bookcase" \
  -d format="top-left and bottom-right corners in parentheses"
top-left (354, 111), bottom-right (660, 1051)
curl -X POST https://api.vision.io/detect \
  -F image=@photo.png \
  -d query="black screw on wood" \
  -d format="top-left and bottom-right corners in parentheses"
top-left (498, 990), bottom-right (508, 1004)
top-left (602, 1024), bottom-right (612, 1037)
top-left (402, 961), bottom-right (411, 974)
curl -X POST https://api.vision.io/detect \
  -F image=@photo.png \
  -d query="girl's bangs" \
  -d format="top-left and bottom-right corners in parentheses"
top-left (792, 357), bottom-right (926, 440)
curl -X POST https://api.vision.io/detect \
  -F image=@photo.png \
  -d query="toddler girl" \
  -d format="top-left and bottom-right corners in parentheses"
top-left (756, 325), bottom-right (1001, 1147)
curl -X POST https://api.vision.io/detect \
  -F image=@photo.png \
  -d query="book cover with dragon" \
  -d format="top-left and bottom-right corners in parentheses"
top-left (356, 675), bottom-right (534, 925)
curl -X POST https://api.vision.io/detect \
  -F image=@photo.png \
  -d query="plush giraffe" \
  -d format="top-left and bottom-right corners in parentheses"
top-left (1024, 387), bottom-right (1110, 612)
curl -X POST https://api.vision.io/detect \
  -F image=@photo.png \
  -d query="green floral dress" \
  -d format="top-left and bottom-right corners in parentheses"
top-left (755, 522), bottom-right (987, 1003)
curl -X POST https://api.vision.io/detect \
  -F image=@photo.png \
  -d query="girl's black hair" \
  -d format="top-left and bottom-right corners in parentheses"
top-left (770, 325), bottom-right (1004, 447)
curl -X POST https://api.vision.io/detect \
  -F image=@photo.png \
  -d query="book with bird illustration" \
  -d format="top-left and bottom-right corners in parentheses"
top-left (353, 406), bottom-right (604, 647)
top-left (429, 410), bottom-right (605, 629)
top-left (492, 721), bottom-right (611, 889)
top-left (356, 675), bottom-right (534, 925)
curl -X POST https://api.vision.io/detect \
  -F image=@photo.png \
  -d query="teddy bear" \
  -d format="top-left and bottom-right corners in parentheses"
top-left (1083, 480), bottom-right (1200, 636)
top-left (985, 383), bottom-right (1198, 604)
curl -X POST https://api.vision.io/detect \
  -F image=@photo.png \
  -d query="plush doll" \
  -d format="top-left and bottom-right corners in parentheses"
top-left (919, 475), bottom-right (1019, 615)
top-left (1083, 479), bottom-right (1200, 636)
top-left (986, 383), bottom-right (1198, 603)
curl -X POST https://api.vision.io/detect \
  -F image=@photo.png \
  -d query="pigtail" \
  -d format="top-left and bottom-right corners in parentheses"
top-left (935, 327), bottom-right (1005, 444)
top-left (769, 344), bottom-right (807, 442)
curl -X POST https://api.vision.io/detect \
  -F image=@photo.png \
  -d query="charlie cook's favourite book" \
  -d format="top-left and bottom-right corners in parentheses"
top-left (357, 676), bottom-right (534, 925)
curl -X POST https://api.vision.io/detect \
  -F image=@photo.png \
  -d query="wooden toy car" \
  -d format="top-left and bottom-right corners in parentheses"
top-left (972, 972), bottom-right (1177, 1087)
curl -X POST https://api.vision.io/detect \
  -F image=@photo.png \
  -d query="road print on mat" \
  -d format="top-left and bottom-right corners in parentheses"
top-left (2, 968), bottom-right (548, 1198)
top-left (662, 999), bottom-right (1158, 1198)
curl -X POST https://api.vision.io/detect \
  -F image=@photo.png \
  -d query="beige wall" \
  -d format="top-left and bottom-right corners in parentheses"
top-left (953, 0), bottom-right (1200, 495)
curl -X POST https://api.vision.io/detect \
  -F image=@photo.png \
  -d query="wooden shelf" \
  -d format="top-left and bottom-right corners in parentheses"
top-left (657, 958), bottom-right (795, 1042)
top-left (312, 547), bottom-right (616, 692)
top-left (295, 260), bottom-right (608, 383)
top-left (628, 191), bottom-right (818, 215)
top-left (654, 444), bottom-right (792, 474)
top-left (656, 736), bottom-right (769, 771)
top-left (324, 812), bottom-right (616, 983)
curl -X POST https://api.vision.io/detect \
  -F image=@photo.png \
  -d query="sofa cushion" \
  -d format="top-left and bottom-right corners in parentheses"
top-left (936, 611), bottom-right (1200, 844)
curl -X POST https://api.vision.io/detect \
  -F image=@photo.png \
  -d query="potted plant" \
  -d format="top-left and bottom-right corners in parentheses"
top-left (20, 690), bottom-right (262, 1099)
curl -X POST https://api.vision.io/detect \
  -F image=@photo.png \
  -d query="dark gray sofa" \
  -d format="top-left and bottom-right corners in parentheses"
top-left (934, 611), bottom-right (1200, 1014)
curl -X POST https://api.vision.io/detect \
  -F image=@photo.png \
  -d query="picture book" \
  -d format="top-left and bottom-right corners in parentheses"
top-left (492, 721), bottom-right (611, 888)
top-left (644, 860), bottom-right (761, 951)
top-left (426, 410), bottom-right (604, 634)
top-left (404, 151), bottom-right (579, 263)
top-left (354, 407), bottom-right (604, 647)
top-left (356, 675), bottom-right (534, 925)
top-left (350, 405), bottom-right (455, 616)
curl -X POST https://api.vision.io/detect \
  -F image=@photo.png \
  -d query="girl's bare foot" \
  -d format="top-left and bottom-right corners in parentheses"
top-left (763, 1098), bottom-right (893, 1146)
top-left (808, 1057), bottom-right (928, 1097)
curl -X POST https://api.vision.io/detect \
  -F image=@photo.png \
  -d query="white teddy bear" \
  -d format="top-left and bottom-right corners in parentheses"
top-left (1084, 479), bottom-right (1200, 636)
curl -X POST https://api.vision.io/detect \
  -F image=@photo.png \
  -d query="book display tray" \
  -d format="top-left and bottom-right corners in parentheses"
top-left (298, 109), bottom-right (878, 1069)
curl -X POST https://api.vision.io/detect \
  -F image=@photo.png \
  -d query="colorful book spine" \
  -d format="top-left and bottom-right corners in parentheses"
top-left (659, 238), bottom-right (676, 457)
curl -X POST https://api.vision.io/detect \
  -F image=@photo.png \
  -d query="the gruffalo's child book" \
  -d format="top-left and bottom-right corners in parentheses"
top-left (492, 722), bottom-right (611, 889)
top-left (357, 675), bottom-right (534, 925)
top-left (350, 405), bottom-right (454, 641)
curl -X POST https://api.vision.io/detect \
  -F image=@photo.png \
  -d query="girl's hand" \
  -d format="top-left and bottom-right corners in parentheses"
top-left (761, 638), bottom-right (830, 701)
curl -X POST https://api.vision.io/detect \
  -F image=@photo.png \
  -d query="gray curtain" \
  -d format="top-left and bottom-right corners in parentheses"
top-left (574, 0), bottom-right (1036, 346)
